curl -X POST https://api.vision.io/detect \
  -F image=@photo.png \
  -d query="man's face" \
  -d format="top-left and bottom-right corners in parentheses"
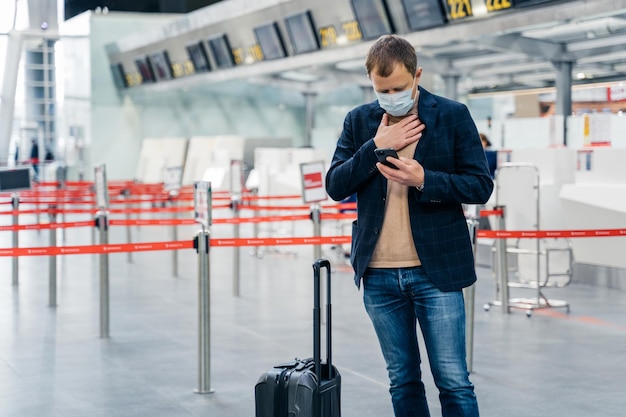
top-left (370, 62), bottom-right (420, 97)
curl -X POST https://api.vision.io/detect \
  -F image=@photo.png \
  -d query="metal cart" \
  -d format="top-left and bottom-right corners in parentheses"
top-left (485, 163), bottom-right (572, 317)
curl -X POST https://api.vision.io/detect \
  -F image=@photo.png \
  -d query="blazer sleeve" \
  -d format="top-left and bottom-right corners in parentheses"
top-left (326, 108), bottom-right (381, 202)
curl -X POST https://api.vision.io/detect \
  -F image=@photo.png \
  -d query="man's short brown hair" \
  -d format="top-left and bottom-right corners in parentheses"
top-left (365, 35), bottom-right (417, 78)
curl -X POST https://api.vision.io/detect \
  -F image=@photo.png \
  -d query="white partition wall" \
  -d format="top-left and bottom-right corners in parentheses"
top-left (182, 135), bottom-right (245, 190)
top-left (560, 148), bottom-right (626, 272)
top-left (182, 136), bottom-right (218, 185)
top-left (135, 137), bottom-right (188, 183)
top-left (507, 148), bottom-right (577, 230)
top-left (252, 148), bottom-right (328, 200)
top-left (181, 136), bottom-right (292, 191)
top-left (478, 114), bottom-right (626, 151)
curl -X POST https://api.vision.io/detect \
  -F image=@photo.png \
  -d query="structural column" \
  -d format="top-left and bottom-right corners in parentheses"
top-left (443, 74), bottom-right (460, 102)
top-left (303, 91), bottom-right (317, 147)
top-left (25, 38), bottom-right (57, 176)
top-left (553, 60), bottom-right (573, 146)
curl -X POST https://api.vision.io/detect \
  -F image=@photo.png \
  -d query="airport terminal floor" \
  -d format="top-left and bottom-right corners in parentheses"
top-left (2, 208), bottom-right (626, 417)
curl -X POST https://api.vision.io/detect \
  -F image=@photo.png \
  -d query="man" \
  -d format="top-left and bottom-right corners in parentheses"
top-left (325, 35), bottom-right (493, 417)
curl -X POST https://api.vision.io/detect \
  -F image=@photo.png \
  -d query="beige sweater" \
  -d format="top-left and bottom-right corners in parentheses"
top-left (369, 106), bottom-right (421, 269)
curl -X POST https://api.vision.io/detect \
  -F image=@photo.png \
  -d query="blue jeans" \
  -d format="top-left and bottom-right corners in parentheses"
top-left (363, 266), bottom-right (479, 417)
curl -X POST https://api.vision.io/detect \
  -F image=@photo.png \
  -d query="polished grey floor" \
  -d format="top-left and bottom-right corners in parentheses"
top-left (2, 210), bottom-right (626, 417)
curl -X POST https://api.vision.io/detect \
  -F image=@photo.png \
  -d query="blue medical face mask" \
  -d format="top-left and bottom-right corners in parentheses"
top-left (375, 77), bottom-right (417, 117)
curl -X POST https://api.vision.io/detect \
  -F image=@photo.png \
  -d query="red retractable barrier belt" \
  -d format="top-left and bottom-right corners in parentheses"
top-left (0, 221), bottom-right (94, 231)
top-left (0, 241), bottom-right (194, 257)
top-left (477, 228), bottom-right (626, 239)
top-left (209, 236), bottom-right (351, 247)
top-left (0, 236), bottom-right (350, 257)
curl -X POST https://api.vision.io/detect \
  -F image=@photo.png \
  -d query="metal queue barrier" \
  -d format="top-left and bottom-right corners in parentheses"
top-left (482, 206), bottom-right (510, 314)
top-left (94, 164), bottom-right (111, 338)
top-left (5, 179), bottom-right (626, 392)
top-left (48, 204), bottom-right (58, 307)
top-left (484, 164), bottom-right (572, 317)
top-left (463, 217), bottom-right (480, 373)
top-left (193, 181), bottom-right (213, 394)
top-left (11, 193), bottom-right (19, 285)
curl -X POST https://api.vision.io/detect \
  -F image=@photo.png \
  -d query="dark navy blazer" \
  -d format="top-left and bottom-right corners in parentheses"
top-left (326, 87), bottom-right (494, 292)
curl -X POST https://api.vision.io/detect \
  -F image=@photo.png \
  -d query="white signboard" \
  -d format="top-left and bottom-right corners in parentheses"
top-left (163, 166), bottom-right (183, 192)
top-left (94, 164), bottom-right (109, 209)
top-left (300, 161), bottom-right (327, 204)
top-left (194, 181), bottom-right (212, 227)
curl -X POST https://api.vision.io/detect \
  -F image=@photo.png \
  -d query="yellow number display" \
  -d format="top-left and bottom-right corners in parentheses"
top-left (171, 62), bottom-right (185, 78)
top-left (183, 60), bottom-right (195, 75)
top-left (447, 0), bottom-right (473, 19)
top-left (486, 0), bottom-right (512, 11)
top-left (232, 47), bottom-right (245, 65)
top-left (248, 44), bottom-right (264, 62)
top-left (342, 20), bottom-right (362, 42)
top-left (319, 25), bottom-right (338, 48)
top-left (125, 72), bottom-right (142, 87)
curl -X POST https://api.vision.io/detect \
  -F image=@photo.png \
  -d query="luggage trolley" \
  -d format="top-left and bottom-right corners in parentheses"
top-left (486, 163), bottom-right (572, 317)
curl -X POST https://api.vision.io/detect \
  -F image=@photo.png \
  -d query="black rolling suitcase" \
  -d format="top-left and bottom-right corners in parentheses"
top-left (255, 259), bottom-right (341, 417)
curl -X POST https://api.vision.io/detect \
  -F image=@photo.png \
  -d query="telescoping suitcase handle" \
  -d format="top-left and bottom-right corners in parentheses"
top-left (313, 258), bottom-right (332, 382)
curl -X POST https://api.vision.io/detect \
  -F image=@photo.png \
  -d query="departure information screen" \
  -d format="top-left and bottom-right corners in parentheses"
top-left (285, 11), bottom-right (320, 54)
top-left (401, 0), bottom-right (447, 31)
top-left (350, 0), bottom-right (394, 40)
top-left (119, 0), bottom-right (563, 86)
top-left (254, 22), bottom-right (287, 60)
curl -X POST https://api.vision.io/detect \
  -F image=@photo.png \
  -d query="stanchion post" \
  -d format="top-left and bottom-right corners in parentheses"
top-left (11, 193), bottom-right (19, 285)
top-left (123, 188), bottom-right (133, 263)
top-left (193, 181), bottom-right (213, 394)
top-left (48, 204), bottom-right (58, 307)
top-left (231, 194), bottom-right (241, 297)
top-left (251, 188), bottom-right (260, 257)
top-left (463, 218), bottom-right (479, 373)
top-left (311, 203), bottom-right (325, 322)
top-left (56, 165), bottom-right (67, 243)
top-left (311, 203), bottom-right (322, 261)
top-left (195, 226), bottom-right (213, 394)
top-left (90, 186), bottom-right (96, 245)
top-left (94, 164), bottom-right (111, 337)
top-left (495, 205), bottom-right (510, 314)
top-left (35, 187), bottom-right (41, 233)
top-left (96, 211), bottom-right (110, 338)
top-left (169, 190), bottom-right (180, 277)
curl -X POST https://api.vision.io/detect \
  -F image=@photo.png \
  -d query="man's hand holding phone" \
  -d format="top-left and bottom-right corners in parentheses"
top-left (375, 148), bottom-right (400, 169)
top-left (374, 147), bottom-right (425, 189)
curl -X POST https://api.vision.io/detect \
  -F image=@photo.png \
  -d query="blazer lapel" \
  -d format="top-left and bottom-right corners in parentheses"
top-left (414, 88), bottom-right (438, 163)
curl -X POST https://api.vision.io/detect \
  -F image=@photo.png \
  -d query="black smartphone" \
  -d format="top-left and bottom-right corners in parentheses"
top-left (374, 148), bottom-right (400, 169)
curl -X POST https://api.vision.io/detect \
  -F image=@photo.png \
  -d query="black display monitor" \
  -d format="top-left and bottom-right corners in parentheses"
top-left (401, 0), bottom-right (446, 31)
top-left (254, 22), bottom-right (287, 60)
top-left (186, 42), bottom-right (211, 73)
top-left (135, 56), bottom-right (155, 83)
top-left (110, 63), bottom-right (128, 89)
top-left (208, 34), bottom-right (235, 69)
top-left (514, 0), bottom-right (556, 6)
top-left (149, 50), bottom-right (173, 81)
top-left (284, 11), bottom-right (320, 54)
top-left (350, 0), bottom-right (394, 40)
top-left (0, 166), bottom-right (32, 192)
